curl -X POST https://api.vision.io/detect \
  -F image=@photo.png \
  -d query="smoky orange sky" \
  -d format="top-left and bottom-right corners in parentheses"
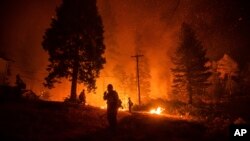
top-left (0, 0), bottom-right (249, 106)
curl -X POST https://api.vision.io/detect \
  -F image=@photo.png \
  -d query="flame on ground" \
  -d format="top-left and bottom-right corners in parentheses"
top-left (149, 107), bottom-right (165, 115)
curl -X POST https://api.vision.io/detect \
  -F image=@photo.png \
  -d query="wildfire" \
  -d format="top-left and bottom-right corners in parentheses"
top-left (100, 106), bottom-right (106, 109)
top-left (149, 107), bottom-right (165, 115)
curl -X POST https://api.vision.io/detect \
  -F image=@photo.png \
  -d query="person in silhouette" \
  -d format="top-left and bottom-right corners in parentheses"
top-left (128, 97), bottom-right (133, 113)
top-left (15, 74), bottom-right (26, 89)
top-left (15, 74), bottom-right (26, 98)
top-left (79, 89), bottom-right (86, 105)
top-left (103, 84), bottom-right (119, 131)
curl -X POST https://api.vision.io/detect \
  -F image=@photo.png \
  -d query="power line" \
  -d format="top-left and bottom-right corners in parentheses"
top-left (131, 54), bottom-right (143, 105)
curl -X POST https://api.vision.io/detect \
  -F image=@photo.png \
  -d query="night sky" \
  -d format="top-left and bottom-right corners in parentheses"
top-left (0, 0), bottom-right (250, 104)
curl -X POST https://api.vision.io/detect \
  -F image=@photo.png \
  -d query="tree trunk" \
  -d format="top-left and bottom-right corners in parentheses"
top-left (70, 48), bottom-right (79, 102)
top-left (187, 85), bottom-right (193, 104)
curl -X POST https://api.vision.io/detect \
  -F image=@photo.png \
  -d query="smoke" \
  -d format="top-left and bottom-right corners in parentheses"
top-left (97, 0), bottom-right (182, 101)
top-left (1, 0), bottom-right (249, 106)
top-left (0, 0), bottom-right (61, 96)
top-left (97, 0), bottom-right (250, 103)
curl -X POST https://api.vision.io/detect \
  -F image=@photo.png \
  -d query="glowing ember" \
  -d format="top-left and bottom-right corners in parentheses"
top-left (149, 107), bottom-right (165, 115)
top-left (100, 106), bottom-right (106, 109)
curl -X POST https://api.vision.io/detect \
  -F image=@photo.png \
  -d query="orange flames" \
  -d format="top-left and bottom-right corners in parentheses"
top-left (100, 105), bottom-right (106, 109)
top-left (149, 106), bottom-right (165, 115)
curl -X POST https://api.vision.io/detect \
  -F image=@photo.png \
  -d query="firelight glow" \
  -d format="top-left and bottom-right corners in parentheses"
top-left (149, 107), bottom-right (165, 115)
top-left (100, 106), bottom-right (106, 109)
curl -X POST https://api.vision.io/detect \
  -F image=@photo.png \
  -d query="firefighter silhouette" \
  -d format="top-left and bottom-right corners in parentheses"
top-left (128, 97), bottom-right (133, 113)
top-left (79, 89), bottom-right (86, 105)
top-left (103, 84), bottom-right (120, 131)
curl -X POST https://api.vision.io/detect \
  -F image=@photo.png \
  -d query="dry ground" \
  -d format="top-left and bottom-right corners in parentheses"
top-left (0, 99), bottom-right (243, 141)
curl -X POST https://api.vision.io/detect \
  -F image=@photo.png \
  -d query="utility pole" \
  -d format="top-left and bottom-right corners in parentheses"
top-left (131, 54), bottom-right (143, 105)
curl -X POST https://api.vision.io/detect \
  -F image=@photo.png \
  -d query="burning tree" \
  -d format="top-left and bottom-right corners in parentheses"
top-left (217, 54), bottom-right (239, 96)
top-left (42, 0), bottom-right (105, 101)
top-left (171, 23), bottom-right (211, 104)
top-left (206, 54), bottom-right (239, 102)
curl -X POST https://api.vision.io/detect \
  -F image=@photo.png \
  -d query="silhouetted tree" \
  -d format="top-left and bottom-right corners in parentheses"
top-left (171, 23), bottom-right (211, 104)
top-left (42, 0), bottom-right (105, 101)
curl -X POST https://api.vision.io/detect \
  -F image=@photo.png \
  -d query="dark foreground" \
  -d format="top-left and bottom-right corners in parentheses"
top-left (0, 99), bottom-right (246, 141)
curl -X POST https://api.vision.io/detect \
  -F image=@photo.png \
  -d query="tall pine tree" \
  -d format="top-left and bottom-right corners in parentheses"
top-left (42, 0), bottom-right (105, 101)
top-left (171, 23), bottom-right (210, 104)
